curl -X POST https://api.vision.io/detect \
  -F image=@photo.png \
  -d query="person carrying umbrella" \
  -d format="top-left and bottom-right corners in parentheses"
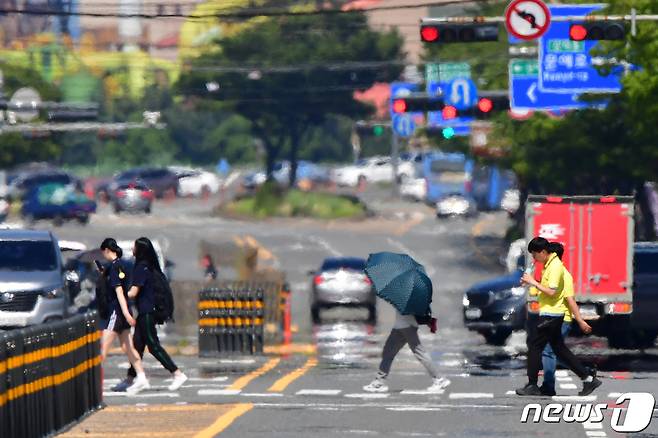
top-left (362, 252), bottom-right (450, 394)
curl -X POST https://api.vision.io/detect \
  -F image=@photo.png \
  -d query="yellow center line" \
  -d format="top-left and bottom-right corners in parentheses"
top-left (227, 358), bottom-right (280, 391)
top-left (194, 403), bottom-right (254, 438)
top-left (267, 357), bottom-right (318, 393)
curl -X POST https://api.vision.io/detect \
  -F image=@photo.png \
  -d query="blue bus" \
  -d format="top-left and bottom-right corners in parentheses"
top-left (423, 152), bottom-right (474, 204)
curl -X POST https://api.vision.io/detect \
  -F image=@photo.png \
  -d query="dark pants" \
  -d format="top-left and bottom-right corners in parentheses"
top-left (527, 315), bottom-right (588, 385)
top-left (128, 312), bottom-right (178, 378)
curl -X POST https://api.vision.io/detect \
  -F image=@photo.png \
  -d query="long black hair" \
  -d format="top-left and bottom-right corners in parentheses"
top-left (548, 242), bottom-right (565, 260)
top-left (134, 237), bottom-right (162, 273)
top-left (100, 237), bottom-right (123, 258)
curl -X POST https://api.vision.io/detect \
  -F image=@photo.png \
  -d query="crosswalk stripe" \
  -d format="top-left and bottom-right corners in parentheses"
top-left (552, 395), bottom-right (597, 402)
top-left (241, 393), bottom-right (284, 397)
top-left (559, 384), bottom-right (577, 390)
top-left (608, 392), bottom-right (623, 398)
top-left (198, 389), bottom-right (242, 396)
top-left (296, 389), bottom-right (342, 396)
top-left (583, 422), bottom-right (604, 429)
top-left (449, 393), bottom-right (494, 399)
top-left (400, 389), bottom-right (444, 395)
top-left (585, 432), bottom-right (606, 437)
top-left (344, 393), bottom-right (390, 399)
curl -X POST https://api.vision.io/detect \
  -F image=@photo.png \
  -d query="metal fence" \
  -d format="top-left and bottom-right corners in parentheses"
top-left (0, 312), bottom-right (102, 438)
top-left (198, 281), bottom-right (284, 356)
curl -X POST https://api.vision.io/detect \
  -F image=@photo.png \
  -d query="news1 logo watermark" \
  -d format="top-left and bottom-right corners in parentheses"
top-left (521, 392), bottom-right (656, 433)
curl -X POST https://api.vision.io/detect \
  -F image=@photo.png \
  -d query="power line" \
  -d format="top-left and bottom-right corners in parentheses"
top-left (0, 0), bottom-right (491, 19)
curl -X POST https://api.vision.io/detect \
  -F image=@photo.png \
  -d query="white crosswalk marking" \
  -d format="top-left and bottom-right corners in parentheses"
top-left (344, 393), bottom-right (390, 399)
top-left (198, 389), bottom-right (242, 396)
top-left (559, 383), bottom-right (577, 389)
top-left (449, 393), bottom-right (494, 399)
top-left (296, 389), bottom-right (342, 396)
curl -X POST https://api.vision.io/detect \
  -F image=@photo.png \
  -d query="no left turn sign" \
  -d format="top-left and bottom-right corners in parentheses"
top-left (505, 0), bottom-right (551, 41)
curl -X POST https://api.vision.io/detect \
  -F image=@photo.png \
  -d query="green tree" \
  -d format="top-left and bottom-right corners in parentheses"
top-left (177, 9), bottom-right (404, 186)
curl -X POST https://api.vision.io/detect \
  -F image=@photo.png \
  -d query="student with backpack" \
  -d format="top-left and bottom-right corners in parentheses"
top-left (113, 237), bottom-right (187, 392)
top-left (98, 238), bottom-right (150, 394)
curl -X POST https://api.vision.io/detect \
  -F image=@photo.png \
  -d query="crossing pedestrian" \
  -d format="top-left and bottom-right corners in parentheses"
top-left (114, 237), bottom-right (188, 392)
top-left (98, 238), bottom-right (150, 394)
top-left (539, 242), bottom-right (594, 396)
top-left (363, 306), bottom-right (449, 393)
top-left (516, 237), bottom-right (601, 397)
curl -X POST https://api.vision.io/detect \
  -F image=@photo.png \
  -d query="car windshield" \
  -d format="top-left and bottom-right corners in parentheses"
top-left (0, 240), bottom-right (57, 271)
top-left (430, 160), bottom-right (465, 174)
top-left (635, 252), bottom-right (658, 274)
top-left (321, 259), bottom-right (365, 272)
top-left (117, 170), bottom-right (139, 180)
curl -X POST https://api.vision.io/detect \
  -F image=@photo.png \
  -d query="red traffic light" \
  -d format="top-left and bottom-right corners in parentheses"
top-left (569, 24), bottom-right (587, 41)
top-left (477, 98), bottom-right (493, 113)
top-left (392, 99), bottom-right (407, 113)
top-left (420, 26), bottom-right (439, 42)
top-left (442, 105), bottom-right (457, 120)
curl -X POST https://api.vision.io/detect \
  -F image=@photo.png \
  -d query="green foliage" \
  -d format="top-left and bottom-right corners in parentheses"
top-left (226, 184), bottom-right (366, 219)
top-left (0, 133), bottom-right (61, 168)
top-left (177, 8), bottom-right (405, 183)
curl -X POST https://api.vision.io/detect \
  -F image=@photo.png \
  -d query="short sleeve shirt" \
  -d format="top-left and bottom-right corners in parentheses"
top-left (537, 253), bottom-right (570, 319)
top-left (107, 258), bottom-right (129, 305)
top-left (131, 262), bottom-right (156, 315)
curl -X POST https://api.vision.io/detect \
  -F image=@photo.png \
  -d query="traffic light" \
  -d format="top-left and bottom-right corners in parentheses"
top-left (462, 94), bottom-right (509, 119)
top-left (569, 21), bottom-right (626, 41)
top-left (391, 95), bottom-right (445, 113)
top-left (442, 127), bottom-right (455, 139)
top-left (420, 23), bottom-right (499, 43)
top-left (355, 122), bottom-right (387, 137)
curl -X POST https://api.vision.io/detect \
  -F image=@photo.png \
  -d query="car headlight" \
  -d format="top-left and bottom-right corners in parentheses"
top-left (65, 271), bottom-right (80, 283)
top-left (462, 295), bottom-right (470, 307)
top-left (43, 288), bottom-right (65, 299)
top-left (511, 286), bottom-right (526, 297)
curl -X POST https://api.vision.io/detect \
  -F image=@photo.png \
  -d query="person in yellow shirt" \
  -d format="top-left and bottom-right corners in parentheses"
top-left (516, 237), bottom-right (601, 397)
top-left (540, 242), bottom-right (593, 396)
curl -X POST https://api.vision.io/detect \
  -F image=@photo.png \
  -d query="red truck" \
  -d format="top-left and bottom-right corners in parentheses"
top-left (525, 195), bottom-right (637, 347)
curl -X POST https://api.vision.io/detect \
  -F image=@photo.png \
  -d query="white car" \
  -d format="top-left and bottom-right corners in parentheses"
top-left (400, 177), bottom-right (426, 202)
top-left (169, 167), bottom-right (222, 197)
top-left (332, 156), bottom-right (414, 187)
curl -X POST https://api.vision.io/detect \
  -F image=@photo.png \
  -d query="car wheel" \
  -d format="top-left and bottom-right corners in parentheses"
top-left (53, 215), bottom-right (64, 227)
top-left (201, 185), bottom-right (211, 198)
top-left (366, 305), bottom-right (377, 324)
top-left (311, 306), bottom-right (321, 324)
top-left (113, 203), bottom-right (121, 214)
top-left (24, 213), bottom-right (36, 225)
top-left (145, 204), bottom-right (152, 214)
top-left (482, 329), bottom-right (512, 346)
top-left (77, 214), bottom-right (90, 225)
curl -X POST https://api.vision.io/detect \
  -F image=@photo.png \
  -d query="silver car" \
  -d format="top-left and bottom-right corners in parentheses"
top-left (110, 181), bottom-right (154, 214)
top-left (310, 257), bottom-right (376, 324)
top-left (0, 229), bottom-right (69, 328)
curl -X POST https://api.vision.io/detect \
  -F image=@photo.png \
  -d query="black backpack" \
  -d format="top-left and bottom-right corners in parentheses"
top-left (152, 269), bottom-right (174, 324)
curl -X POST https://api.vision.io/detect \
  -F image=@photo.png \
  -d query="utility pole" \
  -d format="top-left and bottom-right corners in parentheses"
top-left (391, 132), bottom-right (400, 197)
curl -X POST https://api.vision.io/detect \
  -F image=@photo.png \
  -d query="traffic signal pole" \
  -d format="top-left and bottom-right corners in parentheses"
top-left (391, 132), bottom-right (400, 198)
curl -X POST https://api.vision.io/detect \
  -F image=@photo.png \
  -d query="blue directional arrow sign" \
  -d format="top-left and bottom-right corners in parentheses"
top-left (539, 4), bottom-right (623, 93)
top-left (509, 59), bottom-right (597, 111)
top-left (392, 114), bottom-right (416, 137)
top-left (445, 78), bottom-right (478, 110)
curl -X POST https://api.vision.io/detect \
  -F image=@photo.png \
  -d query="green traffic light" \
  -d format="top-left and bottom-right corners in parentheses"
top-left (373, 125), bottom-right (384, 136)
top-left (442, 127), bottom-right (455, 139)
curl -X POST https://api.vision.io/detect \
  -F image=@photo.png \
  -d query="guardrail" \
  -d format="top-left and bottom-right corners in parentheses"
top-left (198, 282), bottom-right (285, 356)
top-left (0, 312), bottom-right (102, 438)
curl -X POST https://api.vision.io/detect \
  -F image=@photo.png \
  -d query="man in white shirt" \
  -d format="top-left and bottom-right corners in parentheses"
top-left (363, 309), bottom-right (450, 393)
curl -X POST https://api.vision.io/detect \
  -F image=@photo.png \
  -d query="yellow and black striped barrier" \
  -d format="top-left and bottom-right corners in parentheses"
top-left (0, 312), bottom-right (102, 438)
top-left (198, 282), bottom-right (283, 356)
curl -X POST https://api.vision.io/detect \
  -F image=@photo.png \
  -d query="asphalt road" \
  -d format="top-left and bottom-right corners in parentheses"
top-left (22, 191), bottom-right (657, 437)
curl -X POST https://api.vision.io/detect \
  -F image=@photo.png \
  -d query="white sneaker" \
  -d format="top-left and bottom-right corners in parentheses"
top-left (363, 379), bottom-right (389, 393)
top-left (126, 376), bottom-right (150, 395)
top-left (426, 377), bottom-right (451, 393)
top-left (168, 373), bottom-right (188, 391)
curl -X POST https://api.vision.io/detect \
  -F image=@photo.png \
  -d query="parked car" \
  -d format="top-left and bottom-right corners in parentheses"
top-left (0, 229), bottom-right (69, 328)
top-left (169, 166), bottom-right (222, 197)
top-left (332, 156), bottom-right (414, 187)
top-left (99, 167), bottom-right (179, 199)
top-left (21, 183), bottom-right (96, 226)
top-left (8, 171), bottom-right (77, 201)
top-left (110, 181), bottom-right (154, 214)
top-left (471, 166), bottom-right (518, 212)
top-left (242, 161), bottom-right (331, 190)
top-left (400, 176), bottom-right (426, 202)
top-left (310, 257), bottom-right (376, 324)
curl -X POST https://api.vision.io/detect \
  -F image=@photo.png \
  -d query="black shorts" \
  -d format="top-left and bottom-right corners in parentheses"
top-left (106, 308), bottom-right (131, 333)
